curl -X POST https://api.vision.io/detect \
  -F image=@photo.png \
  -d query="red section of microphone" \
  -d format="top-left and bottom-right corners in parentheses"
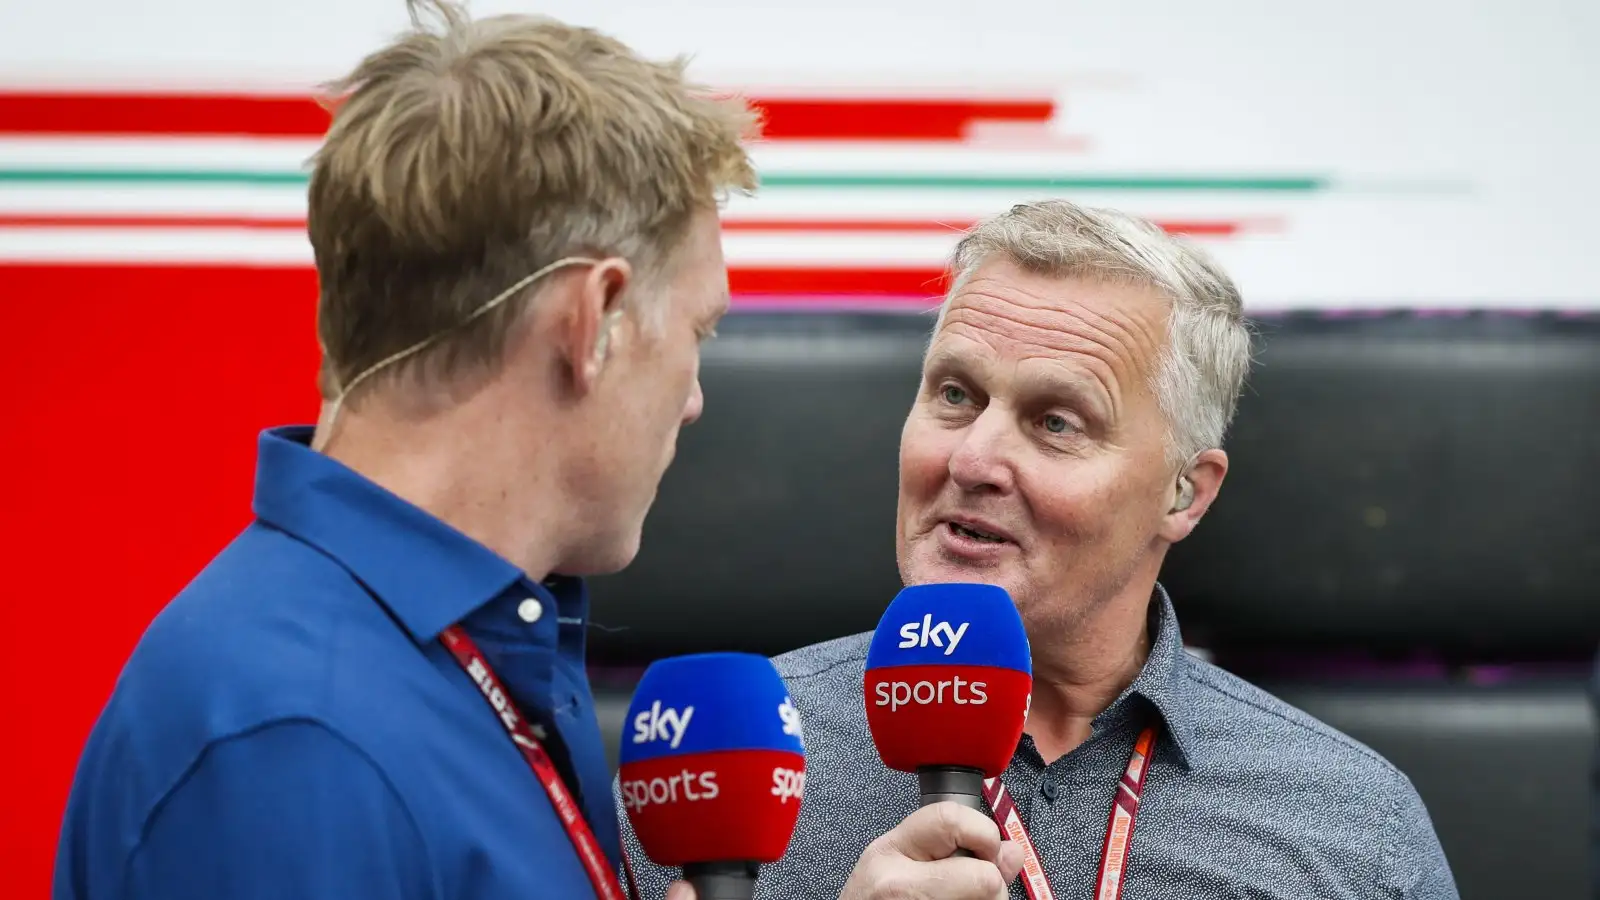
top-left (618, 748), bottom-right (807, 867)
top-left (864, 664), bottom-right (1032, 777)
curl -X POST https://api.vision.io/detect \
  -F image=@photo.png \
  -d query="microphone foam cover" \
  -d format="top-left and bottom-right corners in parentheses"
top-left (619, 653), bottom-right (806, 866)
top-left (864, 583), bottom-right (1032, 777)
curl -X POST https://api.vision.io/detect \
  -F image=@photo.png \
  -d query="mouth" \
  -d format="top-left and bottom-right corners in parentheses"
top-left (942, 519), bottom-right (1014, 545)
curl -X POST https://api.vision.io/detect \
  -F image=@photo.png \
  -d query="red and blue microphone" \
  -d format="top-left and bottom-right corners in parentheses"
top-left (864, 583), bottom-right (1032, 815)
top-left (619, 653), bottom-right (806, 900)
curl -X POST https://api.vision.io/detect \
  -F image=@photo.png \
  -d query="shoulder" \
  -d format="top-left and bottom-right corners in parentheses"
top-left (131, 523), bottom-right (389, 720)
top-left (77, 524), bottom-right (422, 824)
top-left (1183, 656), bottom-right (1407, 785)
top-left (1178, 657), bottom-right (1452, 890)
top-left (769, 633), bottom-right (879, 762)
top-left (772, 632), bottom-right (871, 683)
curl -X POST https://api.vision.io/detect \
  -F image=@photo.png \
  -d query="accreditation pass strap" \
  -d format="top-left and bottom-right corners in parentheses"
top-left (981, 724), bottom-right (1159, 900)
top-left (440, 624), bottom-right (629, 900)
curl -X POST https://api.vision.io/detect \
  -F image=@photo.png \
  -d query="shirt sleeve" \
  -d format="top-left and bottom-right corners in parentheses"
top-left (123, 719), bottom-right (435, 900)
top-left (1387, 772), bottom-right (1460, 900)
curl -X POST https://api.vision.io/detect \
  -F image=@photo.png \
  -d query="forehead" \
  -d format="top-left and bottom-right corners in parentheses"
top-left (665, 209), bottom-right (729, 311)
top-left (930, 259), bottom-right (1168, 381)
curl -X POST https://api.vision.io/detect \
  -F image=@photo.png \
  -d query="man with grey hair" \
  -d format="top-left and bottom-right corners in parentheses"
top-left (624, 200), bottom-right (1458, 899)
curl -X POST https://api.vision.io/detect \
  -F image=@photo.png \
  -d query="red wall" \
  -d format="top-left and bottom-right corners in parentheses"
top-left (0, 264), bottom-right (323, 896)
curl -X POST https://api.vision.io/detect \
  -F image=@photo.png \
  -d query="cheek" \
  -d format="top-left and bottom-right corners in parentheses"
top-left (898, 411), bottom-right (953, 497)
top-left (1018, 460), bottom-right (1139, 542)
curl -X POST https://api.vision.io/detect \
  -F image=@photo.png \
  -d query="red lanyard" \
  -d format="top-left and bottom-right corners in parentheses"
top-left (439, 624), bottom-right (629, 900)
top-left (982, 724), bottom-right (1159, 900)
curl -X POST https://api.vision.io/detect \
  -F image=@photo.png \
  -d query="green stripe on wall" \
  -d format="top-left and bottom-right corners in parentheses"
top-left (761, 173), bottom-right (1326, 191)
top-left (0, 169), bottom-right (1328, 192)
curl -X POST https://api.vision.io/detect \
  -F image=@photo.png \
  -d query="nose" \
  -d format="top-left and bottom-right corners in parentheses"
top-left (681, 375), bottom-right (705, 426)
top-left (947, 405), bottom-right (1015, 494)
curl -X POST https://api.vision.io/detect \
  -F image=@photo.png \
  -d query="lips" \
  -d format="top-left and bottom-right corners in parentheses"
top-left (942, 517), bottom-right (1016, 545)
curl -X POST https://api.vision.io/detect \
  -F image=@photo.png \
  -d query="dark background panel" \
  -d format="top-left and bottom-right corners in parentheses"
top-left (589, 312), bottom-right (1600, 662)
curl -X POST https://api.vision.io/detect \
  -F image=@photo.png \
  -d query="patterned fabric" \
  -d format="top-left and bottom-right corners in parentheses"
top-left (1591, 653), bottom-right (1600, 900)
top-left (620, 587), bottom-right (1459, 900)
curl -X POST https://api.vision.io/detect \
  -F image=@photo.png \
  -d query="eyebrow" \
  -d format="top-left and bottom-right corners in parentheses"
top-left (1016, 368), bottom-right (1113, 421)
top-left (922, 348), bottom-right (975, 382)
top-left (924, 348), bottom-right (1113, 421)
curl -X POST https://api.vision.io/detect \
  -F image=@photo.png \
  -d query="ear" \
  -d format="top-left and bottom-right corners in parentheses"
top-left (559, 257), bottom-right (632, 394)
top-left (1159, 448), bottom-right (1228, 543)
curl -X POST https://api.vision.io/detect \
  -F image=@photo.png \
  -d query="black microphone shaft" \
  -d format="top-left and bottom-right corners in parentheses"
top-left (683, 860), bottom-right (759, 900)
top-left (917, 767), bottom-right (988, 858)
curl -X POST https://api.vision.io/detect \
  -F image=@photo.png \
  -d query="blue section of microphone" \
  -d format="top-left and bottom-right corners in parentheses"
top-left (620, 652), bottom-right (806, 764)
top-left (865, 583), bottom-right (1032, 673)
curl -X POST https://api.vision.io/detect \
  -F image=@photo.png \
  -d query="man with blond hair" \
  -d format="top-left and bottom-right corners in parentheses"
top-left (624, 200), bottom-right (1459, 899)
top-left (55, 2), bottom-right (757, 898)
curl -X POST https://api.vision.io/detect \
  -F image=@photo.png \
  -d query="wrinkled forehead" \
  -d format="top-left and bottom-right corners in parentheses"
top-left (926, 262), bottom-right (1170, 383)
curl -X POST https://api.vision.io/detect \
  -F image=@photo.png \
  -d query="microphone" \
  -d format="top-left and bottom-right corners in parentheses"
top-left (619, 653), bottom-right (807, 900)
top-left (863, 583), bottom-right (1032, 818)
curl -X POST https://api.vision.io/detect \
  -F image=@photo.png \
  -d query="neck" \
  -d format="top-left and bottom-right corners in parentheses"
top-left (312, 387), bottom-right (564, 580)
top-left (1023, 589), bottom-right (1156, 764)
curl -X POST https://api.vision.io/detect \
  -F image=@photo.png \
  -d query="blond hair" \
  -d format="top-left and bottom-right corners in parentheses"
top-left (941, 200), bottom-right (1253, 464)
top-left (308, 0), bottom-right (759, 400)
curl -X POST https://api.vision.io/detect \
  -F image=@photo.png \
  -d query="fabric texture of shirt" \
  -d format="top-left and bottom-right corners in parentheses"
top-left (55, 425), bottom-right (619, 900)
top-left (621, 586), bottom-right (1459, 900)
top-left (1591, 652), bottom-right (1599, 900)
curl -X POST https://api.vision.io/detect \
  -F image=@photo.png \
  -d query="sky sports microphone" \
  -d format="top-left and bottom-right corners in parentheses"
top-left (864, 583), bottom-right (1032, 819)
top-left (619, 653), bottom-right (806, 900)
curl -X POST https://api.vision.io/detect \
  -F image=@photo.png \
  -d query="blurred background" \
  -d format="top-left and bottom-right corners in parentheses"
top-left (2, 0), bottom-right (1597, 897)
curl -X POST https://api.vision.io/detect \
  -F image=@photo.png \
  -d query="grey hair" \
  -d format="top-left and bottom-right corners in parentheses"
top-left (937, 200), bottom-right (1253, 465)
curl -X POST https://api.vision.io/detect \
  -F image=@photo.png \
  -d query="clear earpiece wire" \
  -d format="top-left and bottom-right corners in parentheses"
top-left (314, 256), bottom-right (602, 449)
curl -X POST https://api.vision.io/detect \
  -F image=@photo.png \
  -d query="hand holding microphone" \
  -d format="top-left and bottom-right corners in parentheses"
top-left (620, 653), bottom-right (807, 900)
top-left (839, 803), bottom-right (1025, 900)
top-left (844, 583), bottom-right (1033, 899)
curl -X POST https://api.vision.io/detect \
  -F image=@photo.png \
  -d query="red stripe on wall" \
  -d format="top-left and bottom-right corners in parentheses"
top-left (0, 260), bottom-right (949, 298)
top-left (753, 98), bottom-right (1055, 141)
top-left (729, 267), bottom-right (951, 295)
top-left (0, 92), bottom-right (1055, 141)
top-left (0, 263), bottom-right (324, 900)
top-left (0, 92), bottom-right (335, 138)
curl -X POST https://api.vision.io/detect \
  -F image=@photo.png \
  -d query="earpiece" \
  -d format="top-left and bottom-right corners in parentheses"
top-left (1170, 475), bottom-right (1195, 513)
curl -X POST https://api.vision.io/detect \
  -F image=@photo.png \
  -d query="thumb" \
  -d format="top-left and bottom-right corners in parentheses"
top-left (665, 880), bottom-right (697, 900)
top-left (997, 841), bottom-right (1025, 883)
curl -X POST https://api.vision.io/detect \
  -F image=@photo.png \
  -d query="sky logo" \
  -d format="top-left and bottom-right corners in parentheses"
top-left (631, 700), bottom-right (695, 750)
top-left (897, 614), bottom-right (970, 656)
top-left (778, 697), bottom-right (803, 741)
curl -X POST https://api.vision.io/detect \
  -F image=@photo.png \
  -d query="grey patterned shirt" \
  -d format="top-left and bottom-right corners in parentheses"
top-left (619, 588), bottom-right (1459, 900)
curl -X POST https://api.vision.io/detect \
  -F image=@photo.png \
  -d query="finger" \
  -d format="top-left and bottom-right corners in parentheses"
top-left (664, 880), bottom-right (697, 900)
top-left (918, 855), bottom-right (1011, 900)
top-left (880, 801), bottom-right (1006, 863)
top-left (996, 841), bottom-right (1025, 884)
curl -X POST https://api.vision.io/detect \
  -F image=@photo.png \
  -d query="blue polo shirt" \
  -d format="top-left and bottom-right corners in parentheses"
top-left (54, 426), bottom-right (621, 899)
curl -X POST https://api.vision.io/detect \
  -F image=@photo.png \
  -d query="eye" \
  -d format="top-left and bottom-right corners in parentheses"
top-left (1042, 413), bottom-right (1074, 434)
top-left (940, 384), bottom-right (969, 406)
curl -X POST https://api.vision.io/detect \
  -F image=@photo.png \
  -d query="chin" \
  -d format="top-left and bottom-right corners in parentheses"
top-left (901, 543), bottom-right (1016, 592)
top-left (562, 528), bottom-right (644, 577)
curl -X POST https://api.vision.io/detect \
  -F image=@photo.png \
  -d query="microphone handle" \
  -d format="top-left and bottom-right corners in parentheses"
top-left (683, 860), bottom-right (759, 900)
top-left (917, 766), bottom-right (988, 859)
